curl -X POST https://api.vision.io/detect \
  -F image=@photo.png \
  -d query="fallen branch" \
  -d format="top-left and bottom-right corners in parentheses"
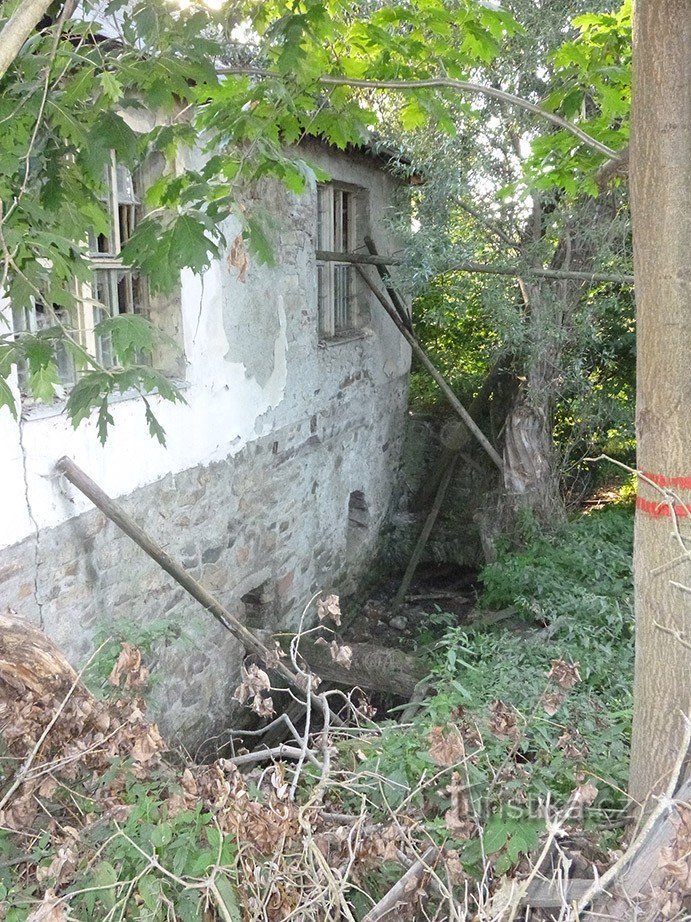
top-left (259, 630), bottom-right (428, 698)
top-left (225, 745), bottom-right (322, 769)
top-left (576, 714), bottom-right (691, 919)
top-left (394, 453), bottom-right (460, 608)
top-left (361, 845), bottom-right (439, 921)
top-left (54, 456), bottom-right (340, 727)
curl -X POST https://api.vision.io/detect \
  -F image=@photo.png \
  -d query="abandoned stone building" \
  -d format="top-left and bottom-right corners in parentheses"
top-left (0, 136), bottom-right (411, 743)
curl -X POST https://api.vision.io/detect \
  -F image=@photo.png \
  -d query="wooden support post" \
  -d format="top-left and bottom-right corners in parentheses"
top-left (364, 235), bottom-right (412, 331)
top-left (54, 456), bottom-right (338, 724)
top-left (354, 264), bottom-right (504, 472)
top-left (394, 454), bottom-right (460, 609)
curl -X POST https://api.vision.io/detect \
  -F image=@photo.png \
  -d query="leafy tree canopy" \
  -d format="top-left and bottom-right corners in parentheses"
top-left (0, 0), bottom-right (630, 441)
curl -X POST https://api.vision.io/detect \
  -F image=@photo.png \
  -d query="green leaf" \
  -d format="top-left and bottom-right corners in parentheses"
top-left (137, 874), bottom-right (162, 911)
top-left (99, 71), bottom-right (123, 102)
top-left (214, 876), bottom-right (242, 922)
top-left (143, 398), bottom-right (166, 446)
top-left (87, 861), bottom-right (118, 910)
top-left (28, 362), bottom-right (60, 402)
top-left (400, 98), bottom-right (428, 131)
top-left (169, 213), bottom-right (217, 274)
top-left (244, 215), bottom-right (275, 267)
top-left (0, 376), bottom-right (17, 419)
top-left (93, 112), bottom-right (138, 164)
top-left (150, 822), bottom-right (174, 848)
top-left (94, 314), bottom-right (156, 365)
top-left (97, 398), bottom-right (115, 445)
top-left (481, 816), bottom-right (509, 855)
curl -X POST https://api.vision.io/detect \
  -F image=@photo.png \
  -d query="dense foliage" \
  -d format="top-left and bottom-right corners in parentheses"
top-left (343, 500), bottom-right (634, 878)
top-left (0, 0), bottom-right (629, 447)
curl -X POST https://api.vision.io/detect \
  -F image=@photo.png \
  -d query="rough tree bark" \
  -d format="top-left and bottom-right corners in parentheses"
top-left (628, 0), bottom-right (691, 805)
top-left (502, 197), bottom-right (614, 529)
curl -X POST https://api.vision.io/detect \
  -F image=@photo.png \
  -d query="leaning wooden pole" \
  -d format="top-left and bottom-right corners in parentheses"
top-left (354, 264), bottom-right (504, 472)
top-left (54, 456), bottom-right (337, 723)
top-left (364, 234), bottom-right (413, 331)
top-left (393, 454), bottom-right (460, 609)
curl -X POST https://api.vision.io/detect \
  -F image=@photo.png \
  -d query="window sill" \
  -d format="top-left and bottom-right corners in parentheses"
top-left (18, 379), bottom-right (190, 423)
top-left (318, 329), bottom-right (370, 348)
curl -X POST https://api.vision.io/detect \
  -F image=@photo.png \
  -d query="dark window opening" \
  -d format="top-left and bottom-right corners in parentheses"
top-left (346, 490), bottom-right (370, 559)
top-left (241, 581), bottom-right (274, 629)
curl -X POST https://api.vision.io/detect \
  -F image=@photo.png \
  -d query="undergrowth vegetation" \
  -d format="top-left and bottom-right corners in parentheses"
top-left (340, 501), bottom-right (635, 879)
top-left (0, 502), bottom-right (634, 920)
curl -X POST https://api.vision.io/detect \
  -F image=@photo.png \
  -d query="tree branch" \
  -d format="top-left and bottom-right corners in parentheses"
top-left (0, 0), bottom-right (54, 82)
top-left (217, 67), bottom-right (619, 160)
top-left (316, 249), bottom-right (634, 285)
top-left (441, 261), bottom-right (633, 285)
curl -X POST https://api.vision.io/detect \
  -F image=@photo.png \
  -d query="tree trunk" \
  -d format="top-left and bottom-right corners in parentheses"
top-left (502, 278), bottom-right (575, 529)
top-left (502, 196), bottom-right (616, 531)
top-left (628, 0), bottom-right (691, 805)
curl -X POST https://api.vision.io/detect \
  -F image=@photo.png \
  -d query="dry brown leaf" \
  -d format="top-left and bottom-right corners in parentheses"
top-left (428, 725), bottom-right (466, 767)
top-left (541, 690), bottom-right (564, 716)
top-left (233, 663), bottom-right (271, 704)
top-left (36, 847), bottom-right (76, 887)
top-left (659, 846), bottom-right (691, 890)
top-left (573, 781), bottom-right (599, 806)
top-left (547, 658), bottom-right (581, 689)
top-left (108, 642), bottom-right (149, 689)
top-left (252, 694), bottom-right (275, 718)
top-left (488, 700), bottom-right (521, 742)
top-left (557, 730), bottom-right (589, 760)
top-left (330, 640), bottom-right (353, 669)
top-left (131, 723), bottom-right (165, 764)
top-left (444, 771), bottom-right (475, 838)
top-left (317, 594), bottom-right (341, 626)
top-left (228, 232), bottom-right (249, 282)
top-left (26, 890), bottom-right (67, 922)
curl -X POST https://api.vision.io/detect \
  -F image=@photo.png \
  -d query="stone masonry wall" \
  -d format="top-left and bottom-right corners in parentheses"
top-left (0, 375), bottom-right (408, 747)
top-left (0, 140), bottom-right (411, 747)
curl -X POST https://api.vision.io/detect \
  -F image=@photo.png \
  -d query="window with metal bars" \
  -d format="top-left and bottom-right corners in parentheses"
top-left (316, 183), bottom-right (365, 338)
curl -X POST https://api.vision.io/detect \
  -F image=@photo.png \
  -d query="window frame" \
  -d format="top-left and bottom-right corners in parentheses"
top-left (79, 150), bottom-right (150, 369)
top-left (11, 150), bottom-right (162, 393)
top-left (316, 182), bottom-right (367, 340)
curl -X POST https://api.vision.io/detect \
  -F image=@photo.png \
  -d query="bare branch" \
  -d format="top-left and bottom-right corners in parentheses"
top-left (442, 261), bottom-right (634, 286)
top-left (454, 199), bottom-right (523, 252)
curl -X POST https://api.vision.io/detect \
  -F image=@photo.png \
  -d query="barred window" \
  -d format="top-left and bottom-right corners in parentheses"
top-left (316, 183), bottom-right (367, 339)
